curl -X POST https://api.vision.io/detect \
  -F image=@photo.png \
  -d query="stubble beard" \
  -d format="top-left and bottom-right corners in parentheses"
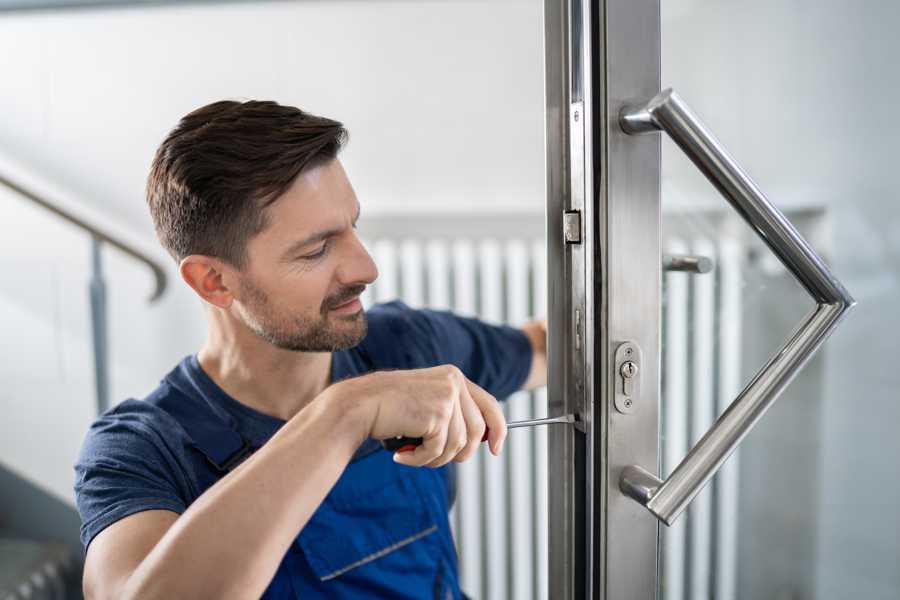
top-left (238, 278), bottom-right (368, 352)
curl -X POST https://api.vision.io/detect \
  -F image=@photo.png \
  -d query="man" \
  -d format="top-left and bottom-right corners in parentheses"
top-left (74, 100), bottom-right (547, 599)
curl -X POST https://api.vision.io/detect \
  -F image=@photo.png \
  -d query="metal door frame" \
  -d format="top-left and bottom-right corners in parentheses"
top-left (545, 0), bottom-right (661, 597)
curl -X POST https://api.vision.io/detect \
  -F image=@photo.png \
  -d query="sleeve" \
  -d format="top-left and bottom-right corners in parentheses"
top-left (399, 302), bottom-right (534, 400)
top-left (74, 403), bottom-right (188, 552)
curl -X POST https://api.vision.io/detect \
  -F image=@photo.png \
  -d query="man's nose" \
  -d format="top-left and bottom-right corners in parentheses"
top-left (341, 234), bottom-right (378, 286)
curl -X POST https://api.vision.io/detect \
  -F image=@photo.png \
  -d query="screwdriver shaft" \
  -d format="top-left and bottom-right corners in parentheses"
top-left (382, 413), bottom-right (578, 452)
top-left (506, 413), bottom-right (576, 429)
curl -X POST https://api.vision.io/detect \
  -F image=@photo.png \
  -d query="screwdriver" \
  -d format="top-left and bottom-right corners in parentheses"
top-left (381, 413), bottom-right (578, 453)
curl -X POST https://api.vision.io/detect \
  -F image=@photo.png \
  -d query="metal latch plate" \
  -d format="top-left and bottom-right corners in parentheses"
top-left (564, 210), bottom-right (582, 244)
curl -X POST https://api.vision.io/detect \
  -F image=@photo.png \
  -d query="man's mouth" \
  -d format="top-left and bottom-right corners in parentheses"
top-left (330, 295), bottom-right (362, 313)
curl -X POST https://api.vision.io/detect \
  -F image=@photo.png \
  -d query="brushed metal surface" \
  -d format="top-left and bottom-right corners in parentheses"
top-left (546, 0), bottom-right (662, 597)
top-left (599, 0), bottom-right (662, 596)
top-left (544, 0), bottom-right (582, 597)
top-left (618, 89), bottom-right (855, 525)
top-left (544, 0), bottom-right (596, 597)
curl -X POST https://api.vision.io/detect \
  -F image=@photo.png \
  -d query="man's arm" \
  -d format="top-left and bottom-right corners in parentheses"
top-left (82, 365), bottom-right (507, 600)
top-left (519, 319), bottom-right (548, 391)
top-left (84, 383), bottom-right (367, 600)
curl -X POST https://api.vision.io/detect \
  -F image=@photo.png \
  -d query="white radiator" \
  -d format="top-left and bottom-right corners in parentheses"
top-left (661, 234), bottom-right (743, 600)
top-left (359, 232), bottom-right (549, 600)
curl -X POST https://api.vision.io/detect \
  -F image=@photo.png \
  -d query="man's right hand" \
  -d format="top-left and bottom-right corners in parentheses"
top-left (334, 365), bottom-right (508, 468)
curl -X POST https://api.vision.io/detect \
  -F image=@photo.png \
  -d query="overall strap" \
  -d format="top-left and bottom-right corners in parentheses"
top-left (147, 304), bottom-right (421, 474)
top-left (149, 355), bottom-right (380, 469)
top-left (146, 379), bottom-right (254, 474)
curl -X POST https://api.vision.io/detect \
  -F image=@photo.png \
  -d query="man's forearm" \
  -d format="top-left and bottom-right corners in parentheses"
top-left (121, 383), bottom-right (366, 600)
top-left (521, 319), bottom-right (548, 391)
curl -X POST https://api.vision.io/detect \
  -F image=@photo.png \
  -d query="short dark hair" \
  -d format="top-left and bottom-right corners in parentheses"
top-left (146, 100), bottom-right (348, 268)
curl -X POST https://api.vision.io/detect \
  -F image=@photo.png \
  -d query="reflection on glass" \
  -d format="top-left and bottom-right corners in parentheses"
top-left (660, 1), bottom-right (900, 599)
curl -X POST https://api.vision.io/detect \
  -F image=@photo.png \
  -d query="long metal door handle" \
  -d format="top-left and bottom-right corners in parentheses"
top-left (617, 89), bottom-right (855, 526)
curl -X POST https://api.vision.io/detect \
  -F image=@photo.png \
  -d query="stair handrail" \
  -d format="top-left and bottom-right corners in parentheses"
top-left (0, 168), bottom-right (167, 303)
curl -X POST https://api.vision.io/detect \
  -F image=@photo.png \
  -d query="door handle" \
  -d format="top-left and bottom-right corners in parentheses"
top-left (617, 89), bottom-right (855, 526)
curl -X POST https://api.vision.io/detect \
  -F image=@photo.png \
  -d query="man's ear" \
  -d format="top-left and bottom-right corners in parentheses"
top-left (179, 255), bottom-right (236, 308)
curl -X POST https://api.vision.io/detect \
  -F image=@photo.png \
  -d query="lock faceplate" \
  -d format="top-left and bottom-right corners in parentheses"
top-left (614, 342), bottom-right (642, 415)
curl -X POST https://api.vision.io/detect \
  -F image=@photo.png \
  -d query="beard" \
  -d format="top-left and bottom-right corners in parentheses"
top-left (236, 277), bottom-right (368, 352)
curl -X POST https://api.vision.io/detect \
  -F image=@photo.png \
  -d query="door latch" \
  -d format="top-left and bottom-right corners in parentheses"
top-left (564, 210), bottom-right (582, 244)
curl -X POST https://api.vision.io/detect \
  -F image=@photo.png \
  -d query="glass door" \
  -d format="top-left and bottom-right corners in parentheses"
top-left (541, 1), bottom-right (891, 598)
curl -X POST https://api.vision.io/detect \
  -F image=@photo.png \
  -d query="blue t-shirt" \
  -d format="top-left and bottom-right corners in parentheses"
top-left (73, 300), bottom-right (532, 597)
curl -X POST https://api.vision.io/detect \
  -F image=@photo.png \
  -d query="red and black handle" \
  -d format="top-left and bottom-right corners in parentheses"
top-left (381, 430), bottom-right (490, 453)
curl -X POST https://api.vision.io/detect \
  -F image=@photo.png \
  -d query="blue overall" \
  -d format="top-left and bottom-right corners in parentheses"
top-left (74, 300), bottom-right (533, 599)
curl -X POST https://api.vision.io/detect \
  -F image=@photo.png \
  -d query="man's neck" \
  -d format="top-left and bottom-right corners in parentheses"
top-left (197, 313), bottom-right (333, 422)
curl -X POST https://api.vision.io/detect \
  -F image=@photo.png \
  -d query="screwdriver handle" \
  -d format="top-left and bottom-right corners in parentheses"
top-left (381, 430), bottom-right (490, 453)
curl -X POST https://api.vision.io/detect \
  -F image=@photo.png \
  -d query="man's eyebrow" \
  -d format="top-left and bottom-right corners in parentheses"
top-left (281, 203), bottom-right (361, 259)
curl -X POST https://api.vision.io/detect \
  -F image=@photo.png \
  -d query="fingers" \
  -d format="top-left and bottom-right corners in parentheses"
top-left (426, 397), bottom-right (467, 468)
top-left (394, 366), bottom-right (458, 467)
top-left (454, 381), bottom-right (487, 463)
top-left (389, 366), bottom-right (506, 467)
top-left (392, 404), bottom-right (448, 468)
top-left (392, 426), bottom-right (446, 467)
top-left (465, 380), bottom-right (506, 456)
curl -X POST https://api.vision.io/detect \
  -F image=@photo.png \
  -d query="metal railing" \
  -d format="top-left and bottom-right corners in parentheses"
top-left (1, 169), bottom-right (167, 414)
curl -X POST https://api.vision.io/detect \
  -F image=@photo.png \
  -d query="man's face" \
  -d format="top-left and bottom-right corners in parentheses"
top-left (231, 159), bottom-right (378, 352)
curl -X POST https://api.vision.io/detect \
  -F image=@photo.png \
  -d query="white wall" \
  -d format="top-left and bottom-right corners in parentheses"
top-left (0, 0), bottom-right (545, 227)
top-left (0, 0), bottom-right (546, 504)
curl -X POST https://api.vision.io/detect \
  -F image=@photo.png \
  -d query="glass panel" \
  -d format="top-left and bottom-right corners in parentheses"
top-left (660, 1), bottom-right (900, 598)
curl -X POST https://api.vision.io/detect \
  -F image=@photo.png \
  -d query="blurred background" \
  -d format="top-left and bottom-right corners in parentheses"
top-left (0, 1), bottom-right (896, 599)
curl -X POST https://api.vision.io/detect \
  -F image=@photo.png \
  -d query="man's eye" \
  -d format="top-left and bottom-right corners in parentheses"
top-left (302, 242), bottom-right (329, 260)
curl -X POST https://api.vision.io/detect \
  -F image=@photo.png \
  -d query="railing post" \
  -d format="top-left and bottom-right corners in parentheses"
top-left (89, 236), bottom-right (109, 415)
